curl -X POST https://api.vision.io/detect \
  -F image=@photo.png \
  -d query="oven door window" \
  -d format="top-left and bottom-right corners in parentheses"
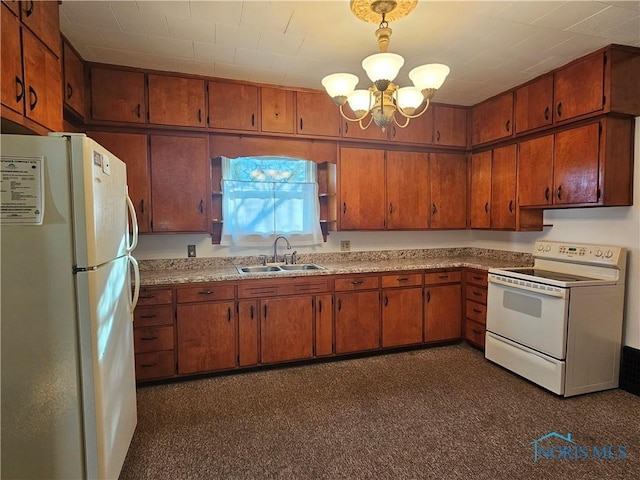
top-left (487, 282), bottom-right (570, 360)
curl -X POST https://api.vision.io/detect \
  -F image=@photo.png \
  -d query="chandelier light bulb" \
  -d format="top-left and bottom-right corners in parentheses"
top-left (396, 86), bottom-right (424, 114)
top-left (321, 73), bottom-right (359, 101)
top-left (362, 52), bottom-right (404, 85)
top-left (409, 63), bottom-right (451, 91)
top-left (347, 89), bottom-right (374, 115)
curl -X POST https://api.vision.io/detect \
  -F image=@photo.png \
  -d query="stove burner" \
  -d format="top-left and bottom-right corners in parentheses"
top-left (507, 268), bottom-right (599, 283)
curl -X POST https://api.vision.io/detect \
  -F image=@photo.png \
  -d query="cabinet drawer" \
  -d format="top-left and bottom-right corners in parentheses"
top-left (292, 278), bottom-right (332, 294)
top-left (465, 300), bottom-right (487, 324)
top-left (134, 326), bottom-right (174, 353)
top-left (177, 284), bottom-right (235, 303)
top-left (425, 271), bottom-right (461, 285)
top-left (137, 288), bottom-right (173, 306)
top-left (465, 270), bottom-right (488, 287)
top-left (335, 276), bottom-right (379, 291)
top-left (238, 282), bottom-right (293, 298)
top-left (465, 320), bottom-right (486, 348)
top-left (466, 285), bottom-right (487, 304)
top-left (134, 305), bottom-right (173, 328)
top-left (381, 273), bottom-right (422, 288)
top-left (135, 351), bottom-right (175, 381)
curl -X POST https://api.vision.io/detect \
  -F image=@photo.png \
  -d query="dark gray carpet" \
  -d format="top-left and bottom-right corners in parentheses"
top-left (120, 344), bottom-right (640, 479)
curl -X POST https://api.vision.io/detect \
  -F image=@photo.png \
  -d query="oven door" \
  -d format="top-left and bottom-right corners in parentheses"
top-left (486, 274), bottom-right (570, 359)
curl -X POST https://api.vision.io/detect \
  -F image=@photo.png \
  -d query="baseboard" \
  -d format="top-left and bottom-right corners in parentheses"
top-left (620, 346), bottom-right (640, 396)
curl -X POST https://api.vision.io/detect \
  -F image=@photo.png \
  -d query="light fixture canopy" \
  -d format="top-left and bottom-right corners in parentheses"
top-left (322, 0), bottom-right (449, 131)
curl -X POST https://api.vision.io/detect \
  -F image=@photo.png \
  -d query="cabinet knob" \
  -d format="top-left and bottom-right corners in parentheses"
top-left (436, 130), bottom-right (441, 142)
top-left (556, 185), bottom-right (563, 200)
top-left (343, 202), bottom-right (347, 215)
top-left (544, 106), bottom-right (550, 121)
top-left (484, 202), bottom-right (489, 213)
top-left (432, 203), bottom-right (437, 215)
top-left (15, 76), bottom-right (24, 103)
top-left (28, 86), bottom-right (38, 110)
top-left (508, 200), bottom-right (514, 213)
top-left (544, 187), bottom-right (550, 202)
top-left (556, 102), bottom-right (563, 118)
top-left (24, 1), bottom-right (34, 17)
top-left (199, 199), bottom-right (204, 213)
top-left (505, 119), bottom-right (510, 132)
top-left (66, 82), bottom-right (73, 100)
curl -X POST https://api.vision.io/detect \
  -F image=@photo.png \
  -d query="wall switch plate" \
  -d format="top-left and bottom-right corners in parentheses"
top-left (340, 240), bottom-right (351, 252)
top-left (187, 245), bottom-right (196, 257)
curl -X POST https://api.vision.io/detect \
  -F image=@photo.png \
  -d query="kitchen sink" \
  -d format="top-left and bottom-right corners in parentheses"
top-left (236, 263), bottom-right (325, 274)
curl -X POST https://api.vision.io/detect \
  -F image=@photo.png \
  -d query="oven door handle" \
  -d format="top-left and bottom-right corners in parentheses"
top-left (488, 274), bottom-right (569, 299)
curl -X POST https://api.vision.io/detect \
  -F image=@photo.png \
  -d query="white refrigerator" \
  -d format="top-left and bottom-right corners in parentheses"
top-left (1, 133), bottom-right (140, 479)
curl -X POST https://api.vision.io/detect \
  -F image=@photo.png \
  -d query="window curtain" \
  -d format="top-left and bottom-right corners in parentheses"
top-left (220, 157), bottom-right (323, 247)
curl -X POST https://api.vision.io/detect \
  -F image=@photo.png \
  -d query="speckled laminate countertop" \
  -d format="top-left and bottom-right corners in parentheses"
top-left (138, 248), bottom-right (533, 286)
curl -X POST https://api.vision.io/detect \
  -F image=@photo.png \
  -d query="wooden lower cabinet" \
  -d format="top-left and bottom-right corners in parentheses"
top-left (238, 300), bottom-right (259, 367)
top-left (315, 294), bottom-right (334, 356)
top-left (335, 290), bottom-right (380, 354)
top-left (382, 286), bottom-right (423, 347)
top-left (464, 269), bottom-right (488, 349)
top-left (177, 301), bottom-right (236, 374)
top-left (424, 271), bottom-right (462, 342)
top-left (260, 296), bottom-right (314, 363)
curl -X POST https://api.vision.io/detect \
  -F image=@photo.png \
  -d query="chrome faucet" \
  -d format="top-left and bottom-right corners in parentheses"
top-left (272, 235), bottom-right (291, 263)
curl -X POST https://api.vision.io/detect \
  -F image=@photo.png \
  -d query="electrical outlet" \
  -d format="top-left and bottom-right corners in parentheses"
top-left (340, 240), bottom-right (351, 252)
top-left (187, 244), bottom-right (197, 257)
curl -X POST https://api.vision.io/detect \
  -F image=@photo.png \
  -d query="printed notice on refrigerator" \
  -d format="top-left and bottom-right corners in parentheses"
top-left (1, 156), bottom-right (44, 224)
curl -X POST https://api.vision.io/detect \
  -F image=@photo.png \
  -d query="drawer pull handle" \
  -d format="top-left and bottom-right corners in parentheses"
top-left (318, 299), bottom-right (322, 313)
top-left (472, 329), bottom-right (482, 335)
top-left (472, 291), bottom-right (482, 297)
top-left (15, 76), bottom-right (24, 102)
top-left (351, 280), bottom-right (363, 285)
top-left (139, 294), bottom-right (156, 299)
top-left (426, 291), bottom-right (431, 303)
top-left (438, 275), bottom-right (449, 279)
top-left (384, 295), bottom-right (388, 306)
top-left (227, 307), bottom-right (231, 322)
top-left (264, 305), bottom-right (267, 318)
top-left (28, 86), bottom-right (38, 110)
top-left (473, 308), bottom-right (483, 314)
top-left (397, 277), bottom-right (409, 282)
top-left (473, 276), bottom-right (483, 280)
top-left (141, 363), bottom-right (158, 368)
top-left (140, 336), bottom-right (158, 341)
top-left (139, 314), bottom-right (157, 319)
top-left (484, 202), bottom-right (489, 213)
top-left (250, 305), bottom-right (254, 319)
top-left (199, 290), bottom-right (213, 295)
top-left (136, 103), bottom-right (142, 118)
top-left (544, 106), bottom-right (550, 121)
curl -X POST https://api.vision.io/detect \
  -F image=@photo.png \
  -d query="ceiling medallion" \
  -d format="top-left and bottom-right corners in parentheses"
top-left (350, 0), bottom-right (418, 24)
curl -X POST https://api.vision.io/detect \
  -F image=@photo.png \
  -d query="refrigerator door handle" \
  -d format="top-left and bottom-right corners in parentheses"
top-left (128, 255), bottom-right (140, 314)
top-left (125, 190), bottom-right (139, 253)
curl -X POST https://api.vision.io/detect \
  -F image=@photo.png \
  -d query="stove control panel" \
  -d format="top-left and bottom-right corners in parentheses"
top-left (534, 241), bottom-right (624, 266)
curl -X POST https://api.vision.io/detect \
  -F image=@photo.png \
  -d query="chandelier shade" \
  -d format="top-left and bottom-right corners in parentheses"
top-left (321, 0), bottom-right (449, 131)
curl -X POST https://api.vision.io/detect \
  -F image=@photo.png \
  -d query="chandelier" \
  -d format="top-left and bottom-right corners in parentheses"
top-left (321, 0), bottom-right (450, 131)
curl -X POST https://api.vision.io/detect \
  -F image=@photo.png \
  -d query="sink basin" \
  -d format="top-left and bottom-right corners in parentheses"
top-left (236, 263), bottom-right (325, 274)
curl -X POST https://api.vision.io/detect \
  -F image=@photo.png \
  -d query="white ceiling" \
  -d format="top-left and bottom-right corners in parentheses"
top-left (59, 0), bottom-right (640, 106)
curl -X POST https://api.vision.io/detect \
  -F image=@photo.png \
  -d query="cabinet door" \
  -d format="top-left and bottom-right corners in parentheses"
top-left (150, 135), bottom-right (209, 232)
top-left (238, 300), bottom-right (259, 367)
top-left (339, 147), bottom-right (386, 230)
top-left (386, 151), bottom-right (429, 229)
top-left (261, 87), bottom-right (294, 133)
top-left (148, 74), bottom-right (206, 127)
top-left (388, 107), bottom-right (433, 145)
top-left (260, 296), bottom-right (314, 363)
top-left (429, 153), bottom-right (467, 229)
top-left (86, 131), bottom-right (151, 233)
top-left (515, 75), bottom-right (553, 134)
top-left (469, 151), bottom-right (491, 228)
top-left (177, 301), bottom-right (236, 374)
top-left (553, 122), bottom-right (600, 205)
top-left (63, 41), bottom-right (85, 117)
top-left (471, 92), bottom-right (513, 146)
top-left (1, 4), bottom-right (23, 114)
top-left (381, 287), bottom-right (423, 347)
top-left (315, 294), bottom-right (333, 356)
top-left (425, 284), bottom-right (461, 341)
top-left (433, 105), bottom-right (467, 147)
top-left (335, 291), bottom-right (380, 354)
top-left (554, 53), bottom-right (604, 122)
top-left (2, 0), bottom-right (19, 15)
top-left (517, 134), bottom-right (553, 207)
top-left (22, 28), bottom-right (62, 131)
top-left (20, 0), bottom-right (59, 56)
top-left (209, 81), bottom-right (258, 131)
top-left (491, 144), bottom-right (517, 229)
top-left (341, 105), bottom-right (388, 141)
top-left (296, 90), bottom-right (340, 137)
top-left (90, 67), bottom-right (146, 123)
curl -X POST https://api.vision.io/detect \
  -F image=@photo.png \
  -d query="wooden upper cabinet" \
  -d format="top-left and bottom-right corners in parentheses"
top-left (515, 74), bottom-right (553, 134)
top-left (339, 147), bottom-right (386, 230)
top-left (296, 90), bottom-right (340, 137)
top-left (386, 151), bottom-right (429, 229)
top-left (90, 67), bottom-right (146, 123)
top-left (429, 153), bottom-right (467, 229)
top-left (490, 144), bottom-right (517, 230)
top-left (554, 53), bottom-right (604, 123)
top-left (261, 87), bottom-right (294, 133)
top-left (1, 4), bottom-right (23, 115)
top-left (150, 135), bottom-right (210, 232)
top-left (517, 134), bottom-right (553, 207)
top-left (86, 131), bottom-right (151, 233)
top-left (208, 81), bottom-right (258, 131)
top-left (469, 151), bottom-right (491, 229)
top-left (20, 0), bottom-right (60, 56)
top-left (63, 41), bottom-right (85, 118)
top-left (471, 92), bottom-right (514, 146)
top-left (388, 107), bottom-right (434, 145)
top-left (340, 104), bottom-right (388, 141)
top-left (433, 105), bottom-right (467, 147)
top-left (22, 28), bottom-right (62, 131)
top-left (148, 74), bottom-right (206, 127)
